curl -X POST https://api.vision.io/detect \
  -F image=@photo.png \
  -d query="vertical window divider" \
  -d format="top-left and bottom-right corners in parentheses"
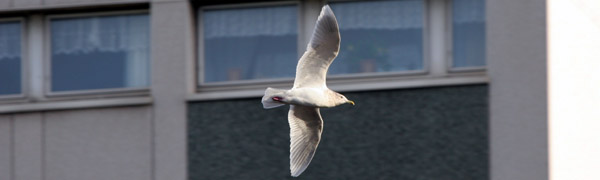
top-left (428, 0), bottom-right (449, 77)
top-left (29, 14), bottom-right (45, 101)
top-left (298, 0), bottom-right (321, 60)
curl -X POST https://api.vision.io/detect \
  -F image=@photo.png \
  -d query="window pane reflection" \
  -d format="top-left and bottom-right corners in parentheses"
top-left (452, 0), bottom-right (486, 68)
top-left (203, 5), bottom-right (298, 83)
top-left (50, 14), bottom-right (150, 92)
top-left (329, 0), bottom-right (424, 75)
top-left (0, 21), bottom-right (22, 95)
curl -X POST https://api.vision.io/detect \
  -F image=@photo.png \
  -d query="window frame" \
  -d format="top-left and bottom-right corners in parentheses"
top-left (44, 10), bottom-right (151, 98)
top-left (0, 17), bottom-right (27, 101)
top-left (196, 0), bottom-right (431, 90)
top-left (190, 0), bottom-right (488, 101)
top-left (445, 0), bottom-right (487, 72)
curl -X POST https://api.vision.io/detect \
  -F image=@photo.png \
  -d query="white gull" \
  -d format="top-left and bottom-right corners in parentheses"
top-left (261, 5), bottom-right (354, 177)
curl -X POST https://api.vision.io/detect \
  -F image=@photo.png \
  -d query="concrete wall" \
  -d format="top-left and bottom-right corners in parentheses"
top-left (150, 1), bottom-right (195, 180)
top-left (0, 106), bottom-right (152, 180)
top-left (0, 115), bottom-right (14, 180)
top-left (487, 0), bottom-right (548, 179)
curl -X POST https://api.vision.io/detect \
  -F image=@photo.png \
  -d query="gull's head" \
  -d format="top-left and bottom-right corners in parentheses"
top-left (332, 92), bottom-right (355, 106)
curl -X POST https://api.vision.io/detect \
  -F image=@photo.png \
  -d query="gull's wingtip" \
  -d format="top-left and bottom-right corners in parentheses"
top-left (322, 4), bottom-right (331, 11)
top-left (308, 4), bottom-right (339, 49)
top-left (290, 163), bottom-right (307, 177)
top-left (320, 5), bottom-right (334, 17)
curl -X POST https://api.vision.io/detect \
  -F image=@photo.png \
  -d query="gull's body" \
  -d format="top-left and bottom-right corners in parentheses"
top-left (261, 5), bottom-right (353, 177)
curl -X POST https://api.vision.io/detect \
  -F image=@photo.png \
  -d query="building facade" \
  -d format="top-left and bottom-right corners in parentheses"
top-left (0, 0), bottom-right (598, 180)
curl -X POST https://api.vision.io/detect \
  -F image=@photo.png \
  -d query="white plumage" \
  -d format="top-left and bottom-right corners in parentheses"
top-left (261, 5), bottom-right (354, 177)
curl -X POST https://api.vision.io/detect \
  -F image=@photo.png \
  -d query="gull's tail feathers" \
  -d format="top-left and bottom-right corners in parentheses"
top-left (262, 87), bottom-right (287, 109)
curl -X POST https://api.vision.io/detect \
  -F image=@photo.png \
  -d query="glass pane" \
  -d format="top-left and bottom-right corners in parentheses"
top-left (452, 0), bottom-right (485, 68)
top-left (203, 5), bottom-right (298, 83)
top-left (50, 14), bottom-right (150, 92)
top-left (0, 21), bottom-right (21, 95)
top-left (329, 0), bottom-right (424, 75)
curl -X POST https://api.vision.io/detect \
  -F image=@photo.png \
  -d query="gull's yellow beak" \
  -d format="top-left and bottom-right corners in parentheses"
top-left (347, 100), bottom-right (355, 105)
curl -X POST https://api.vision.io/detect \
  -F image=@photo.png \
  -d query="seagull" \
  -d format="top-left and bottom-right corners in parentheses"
top-left (261, 5), bottom-right (354, 177)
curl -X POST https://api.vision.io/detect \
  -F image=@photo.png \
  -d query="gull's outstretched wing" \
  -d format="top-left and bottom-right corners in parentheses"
top-left (288, 105), bottom-right (323, 177)
top-left (293, 5), bottom-right (340, 88)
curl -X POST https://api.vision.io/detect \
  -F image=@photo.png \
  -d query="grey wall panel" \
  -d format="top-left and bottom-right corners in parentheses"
top-left (44, 106), bottom-right (152, 180)
top-left (189, 85), bottom-right (489, 180)
top-left (150, 1), bottom-right (194, 180)
top-left (43, 0), bottom-right (83, 5)
top-left (0, 0), bottom-right (10, 9)
top-left (151, 0), bottom-right (187, 2)
top-left (487, 0), bottom-right (548, 179)
top-left (13, 113), bottom-right (43, 180)
top-left (0, 0), bottom-right (148, 11)
top-left (13, 0), bottom-right (42, 8)
top-left (42, 0), bottom-right (147, 6)
top-left (44, 0), bottom-right (95, 6)
top-left (0, 115), bottom-right (12, 180)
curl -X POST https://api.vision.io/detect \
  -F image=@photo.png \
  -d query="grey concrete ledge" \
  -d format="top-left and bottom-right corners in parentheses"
top-left (188, 75), bottom-right (490, 101)
top-left (0, 96), bottom-right (153, 114)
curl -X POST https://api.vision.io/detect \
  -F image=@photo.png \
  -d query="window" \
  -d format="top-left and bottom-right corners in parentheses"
top-left (194, 0), bottom-right (487, 99)
top-left (329, 0), bottom-right (424, 75)
top-left (49, 13), bottom-right (150, 92)
top-left (451, 0), bottom-right (485, 69)
top-left (201, 5), bottom-right (298, 83)
top-left (0, 20), bottom-right (22, 96)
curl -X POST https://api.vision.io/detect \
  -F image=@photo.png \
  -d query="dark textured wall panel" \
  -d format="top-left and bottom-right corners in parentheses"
top-left (189, 85), bottom-right (488, 180)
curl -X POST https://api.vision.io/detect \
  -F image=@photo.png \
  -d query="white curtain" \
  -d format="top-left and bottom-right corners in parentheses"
top-left (51, 14), bottom-right (149, 87)
top-left (0, 22), bottom-right (21, 60)
top-left (203, 5), bottom-right (298, 39)
top-left (331, 0), bottom-right (423, 30)
top-left (202, 1), bottom-right (425, 39)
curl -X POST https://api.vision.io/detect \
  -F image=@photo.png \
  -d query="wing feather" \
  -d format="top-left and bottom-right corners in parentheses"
top-left (293, 5), bottom-right (340, 88)
top-left (288, 105), bottom-right (323, 177)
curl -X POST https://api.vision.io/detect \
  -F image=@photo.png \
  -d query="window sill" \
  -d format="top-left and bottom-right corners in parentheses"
top-left (188, 74), bottom-right (489, 101)
top-left (0, 96), bottom-right (152, 114)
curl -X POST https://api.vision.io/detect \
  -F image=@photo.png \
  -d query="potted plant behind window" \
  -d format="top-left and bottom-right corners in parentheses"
top-left (343, 38), bottom-right (390, 73)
